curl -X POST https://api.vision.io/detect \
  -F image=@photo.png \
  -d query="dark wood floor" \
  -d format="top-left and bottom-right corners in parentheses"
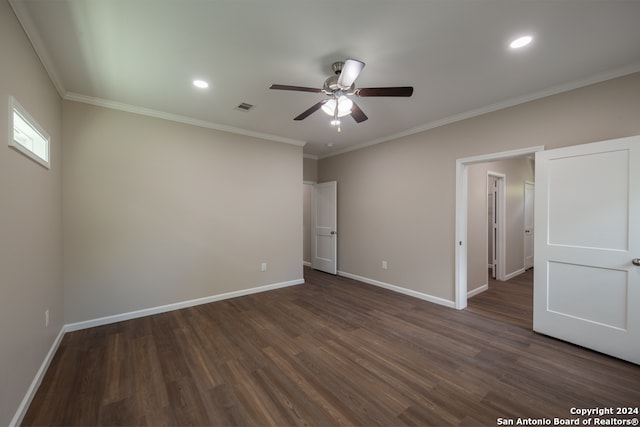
top-left (23, 268), bottom-right (639, 426)
top-left (466, 269), bottom-right (534, 330)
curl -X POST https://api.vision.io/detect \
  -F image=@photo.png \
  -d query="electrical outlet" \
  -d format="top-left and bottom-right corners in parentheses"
top-left (45, 309), bottom-right (49, 328)
top-left (382, 260), bottom-right (388, 270)
top-left (261, 262), bottom-right (267, 272)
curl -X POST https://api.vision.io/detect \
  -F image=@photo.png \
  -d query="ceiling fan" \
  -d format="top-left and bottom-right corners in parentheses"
top-left (270, 59), bottom-right (413, 131)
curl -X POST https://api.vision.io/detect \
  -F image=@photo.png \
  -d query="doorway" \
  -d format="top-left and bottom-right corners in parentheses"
top-left (455, 145), bottom-right (544, 310)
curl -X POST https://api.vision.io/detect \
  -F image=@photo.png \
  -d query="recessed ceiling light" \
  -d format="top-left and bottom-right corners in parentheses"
top-left (509, 35), bottom-right (533, 49)
top-left (193, 79), bottom-right (209, 89)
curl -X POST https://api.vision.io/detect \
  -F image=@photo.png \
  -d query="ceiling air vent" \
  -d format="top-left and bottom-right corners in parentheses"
top-left (235, 102), bottom-right (254, 112)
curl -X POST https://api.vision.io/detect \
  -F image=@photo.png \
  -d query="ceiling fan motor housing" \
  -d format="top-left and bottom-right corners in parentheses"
top-left (323, 61), bottom-right (355, 92)
top-left (323, 75), bottom-right (344, 93)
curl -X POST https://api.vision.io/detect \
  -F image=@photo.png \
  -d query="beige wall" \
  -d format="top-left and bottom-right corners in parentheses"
top-left (303, 156), bottom-right (318, 182)
top-left (0, 3), bottom-right (63, 425)
top-left (319, 72), bottom-right (640, 303)
top-left (467, 157), bottom-right (535, 292)
top-left (63, 101), bottom-right (303, 323)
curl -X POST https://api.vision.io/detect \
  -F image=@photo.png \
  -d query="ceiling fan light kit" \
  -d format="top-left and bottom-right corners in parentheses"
top-left (321, 96), bottom-right (353, 117)
top-left (270, 58), bottom-right (414, 132)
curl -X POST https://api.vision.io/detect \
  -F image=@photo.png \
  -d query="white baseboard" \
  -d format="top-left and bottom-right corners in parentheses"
top-left (467, 284), bottom-right (488, 298)
top-left (303, 260), bottom-right (311, 267)
top-left (65, 278), bottom-right (305, 332)
top-left (505, 267), bottom-right (526, 281)
top-left (11, 277), bottom-right (305, 425)
top-left (337, 271), bottom-right (456, 309)
top-left (10, 326), bottom-right (65, 427)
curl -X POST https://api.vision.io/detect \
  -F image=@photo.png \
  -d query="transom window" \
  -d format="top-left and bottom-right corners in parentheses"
top-left (9, 96), bottom-right (50, 169)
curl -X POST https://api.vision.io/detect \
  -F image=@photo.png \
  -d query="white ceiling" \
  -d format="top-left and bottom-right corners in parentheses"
top-left (10, 0), bottom-right (640, 158)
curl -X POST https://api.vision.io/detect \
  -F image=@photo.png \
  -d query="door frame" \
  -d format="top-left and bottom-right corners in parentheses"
top-left (303, 181), bottom-right (315, 268)
top-left (455, 145), bottom-right (544, 309)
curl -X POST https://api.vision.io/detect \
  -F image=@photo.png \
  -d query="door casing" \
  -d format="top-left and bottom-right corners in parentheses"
top-left (455, 146), bottom-right (544, 309)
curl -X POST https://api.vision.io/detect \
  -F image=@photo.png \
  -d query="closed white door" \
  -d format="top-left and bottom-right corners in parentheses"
top-left (524, 181), bottom-right (534, 270)
top-left (534, 135), bottom-right (640, 364)
top-left (311, 181), bottom-right (337, 274)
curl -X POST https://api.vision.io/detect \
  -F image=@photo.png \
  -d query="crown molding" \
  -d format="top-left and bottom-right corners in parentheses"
top-left (9, 0), bottom-right (66, 97)
top-left (319, 62), bottom-right (640, 159)
top-left (64, 92), bottom-right (306, 147)
top-left (10, 0), bottom-right (639, 158)
top-left (11, 0), bottom-right (305, 148)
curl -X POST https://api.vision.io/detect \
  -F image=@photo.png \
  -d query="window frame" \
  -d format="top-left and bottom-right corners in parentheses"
top-left (8, 96), bottom-right (51, 169)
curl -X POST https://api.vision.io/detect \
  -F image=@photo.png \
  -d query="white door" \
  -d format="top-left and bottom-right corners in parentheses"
top-left (534, 135), bottom-right (640, 364)
top-left (311, 181), bottom-right (337, 274)
top-left (524, 181), bottom-right (535, 270)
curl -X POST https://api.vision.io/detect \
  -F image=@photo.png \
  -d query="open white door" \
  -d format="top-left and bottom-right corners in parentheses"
top-left (534, 135), bottom-right (640, 364)
top-left (311, 181), bottom-right (337, 274)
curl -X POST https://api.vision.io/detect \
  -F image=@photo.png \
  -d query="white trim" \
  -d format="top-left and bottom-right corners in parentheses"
top-left (63, 92), bottom-right (307, 148)
top-left (455, 145), bottom-right (545, 310)
top-left (455, 160), bottom-right (469, 309)
top-left (303, 261), bottom-right (312, 267)
top-left (11, 278), bottom-right (304, 424)
top-left (11, 0), bottom-right (639, 162)
top-left (504, 267), bottom-right (526, 281)
top-left (338, 271), bottom-right (456, 309)
top-left (458, 146), bottom-right (545, 166)
top-left (319, 62), bottom-right (640, 159)
top-left (8, 1), bottom-right (67, 97)
top-left (467, 284), bottom-right (488, 298)
top-left (9, 327), bottom-right (65, 427)
top-left (65, 278), bottom-right (304, 332)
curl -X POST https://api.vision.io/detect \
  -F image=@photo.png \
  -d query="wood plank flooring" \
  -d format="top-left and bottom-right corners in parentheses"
top-left (23, 268), bottom-right (640, 426)
top-left (466, 269), bottom-right (534, 330)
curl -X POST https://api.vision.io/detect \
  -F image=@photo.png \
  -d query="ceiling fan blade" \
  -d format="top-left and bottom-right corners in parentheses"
top-left (270, 84), bottom-right (323, 93)
top-left (350, 101), bottom-right (368, 123)
top-left (337, 59), bottom-right (365, 88)
top-left (294, 100), bottom-right (328, 121)
top-left (356, 86), bottom-right (414, 97)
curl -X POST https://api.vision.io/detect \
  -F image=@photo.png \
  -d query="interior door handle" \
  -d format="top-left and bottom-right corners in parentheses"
top-left (633, 258), bottom-right (640, 266)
